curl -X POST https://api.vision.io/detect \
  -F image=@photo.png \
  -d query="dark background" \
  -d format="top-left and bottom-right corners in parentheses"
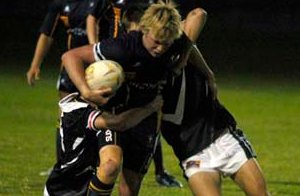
top-left (1, 0), bottom-right (299, 78)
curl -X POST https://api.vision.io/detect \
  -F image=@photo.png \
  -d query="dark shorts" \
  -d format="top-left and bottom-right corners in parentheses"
top-left (120, 113), bottom-right (159, 174)
top-left (56, 68), bottom-right (78, 93)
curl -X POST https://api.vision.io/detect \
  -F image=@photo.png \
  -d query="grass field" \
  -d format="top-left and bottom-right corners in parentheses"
top-left (0, 66), bottom-right (299, 196)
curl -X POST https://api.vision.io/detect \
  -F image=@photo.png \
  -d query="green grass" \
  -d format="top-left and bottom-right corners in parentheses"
top-left (0, 67), bottom-right (299, 195)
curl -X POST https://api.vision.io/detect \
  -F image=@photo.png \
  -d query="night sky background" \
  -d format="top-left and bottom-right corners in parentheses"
top-left (1, 0), bottom-right (299, 77)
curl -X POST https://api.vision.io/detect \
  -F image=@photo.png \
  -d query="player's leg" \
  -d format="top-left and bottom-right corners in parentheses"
top-left (118, 115), bottom-right (158, 195)
top-left (153, 138), bottom-right (164, 175)
top-left (231, 158), bottom-right (270, 196)
top-left (98, 145), bottom-right (122, 183)
top-left (88, 130), bottom-right (122, 195)
top-left (188, 172), bottom-right (221, 196)
top-left (153, 137), bottom-right (183, 187)
top-left (118, 136), bottom-right (151, 196)
top-left (119, 168), bottom-right (144, 196)
top-left (224, 129), bottom-right (270, 196)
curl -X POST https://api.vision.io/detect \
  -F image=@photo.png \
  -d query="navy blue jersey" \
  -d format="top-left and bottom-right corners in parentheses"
top-left (45, 93), bottom-right (119, 195)
top-left (88, 0), bottom-right (124, 38)
top-left (87, 0), bottom-right (110, 19)
top-left (93, 31), bottom-right (192, 109)
top-left (87, 0), bottom-right (113, 39)
top-left (88, 0), bottom-right (155, 39)
top-left (40, 0), bottom-right (92, 49)
top-left (161, 64), bottom-right (237, 161)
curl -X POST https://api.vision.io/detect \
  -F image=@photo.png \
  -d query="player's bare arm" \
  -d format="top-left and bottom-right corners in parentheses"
top-left (27, 33), bottom-right (53, 86)
top-left (183, 8), bottom-right (207, 43)
top-left (86, 14), bottom-right (99, 44)
top-left (189, 45), bottom-right (217, 99)
top-left (174, 8), bottom-right (207, 74)
top-left (61, 45), bottom-right (111, 104)
top-left (95, 95), bottom-right (163, 131)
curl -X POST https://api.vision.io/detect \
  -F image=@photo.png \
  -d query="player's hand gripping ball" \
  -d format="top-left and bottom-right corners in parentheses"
top-left (85, 60), bottom-right (125, 92)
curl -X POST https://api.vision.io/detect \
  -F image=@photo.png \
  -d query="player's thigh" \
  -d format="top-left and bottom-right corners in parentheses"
top-left (97, 128), bottom-right (121, 163)
top-left (188, 171), bottom-right (221, 196)
top-left (232, 158), bottom-right (269, 196)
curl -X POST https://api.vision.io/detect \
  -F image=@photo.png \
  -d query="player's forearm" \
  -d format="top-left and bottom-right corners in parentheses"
top-left (100, 106), bottom-right (154, 131)
top-left (189, 45), bottom-right (217, 99)
top-left (119, 106), bottom-right (158, 130)
top-left (102, 96), bottom-right (162, 131)
top-left (189, 45), bottom-right (214, 81)
top-left (30, 34), bottom-right (53, 68)
top-left (115, 95), bottom-right (163, 130)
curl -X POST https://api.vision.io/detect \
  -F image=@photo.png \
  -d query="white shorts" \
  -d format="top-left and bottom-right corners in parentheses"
top-left (182, 129), bottom-right (256, 178)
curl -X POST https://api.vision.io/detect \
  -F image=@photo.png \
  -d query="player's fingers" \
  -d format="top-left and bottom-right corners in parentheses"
top-left (26, 72), bottom-right (34, 86)
top-left (35, 71), bottom-right (40, 80)
top-left (98, 86), bottom-right (113, 94)
top-left (88, 88), bottom-right (113, 105)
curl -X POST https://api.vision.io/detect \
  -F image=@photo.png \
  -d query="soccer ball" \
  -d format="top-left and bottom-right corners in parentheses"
top-left (85, 60), bottom-right (125, 92)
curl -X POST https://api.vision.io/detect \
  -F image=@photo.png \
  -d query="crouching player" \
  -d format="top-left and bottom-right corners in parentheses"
top-left (43, 84), bottom-right (163, 196)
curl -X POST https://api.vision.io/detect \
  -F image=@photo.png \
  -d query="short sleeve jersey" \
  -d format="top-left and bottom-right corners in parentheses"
top-left (40, 0), bottom-right (92, 49)
top-left (87, 0), bottom-right (119, 38)
top-left (87, 0), bottom-right (110, 19)
top-left (88, 0), bottom-right (155, 39)
top-left (161, 64), bottom-right (237, 160)
top-left (93, 31), bottom-right (191, 109)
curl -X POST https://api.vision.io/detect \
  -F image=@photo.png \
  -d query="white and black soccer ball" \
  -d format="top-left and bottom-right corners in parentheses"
top-left (85, 60), bottom-right (125, 92)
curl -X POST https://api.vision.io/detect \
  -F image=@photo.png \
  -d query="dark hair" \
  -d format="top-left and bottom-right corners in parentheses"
top-left (122, 4), bottom-right (148, 31)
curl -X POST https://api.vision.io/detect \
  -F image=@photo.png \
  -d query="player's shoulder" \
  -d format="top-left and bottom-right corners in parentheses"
top-left (173, 33), bottom-right (192, 47)
top-left (117, 31), bottom-right (142, 44)
top-left (47, 0), bottom-right (66, 12)
top-left (101, 31), bottom-right (143, 56)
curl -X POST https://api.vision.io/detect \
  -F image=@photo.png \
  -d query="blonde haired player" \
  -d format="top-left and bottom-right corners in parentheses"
top-left (61, 1), bottom-right (195, 195)
top-left (44, 61), bottom-right (163, 196)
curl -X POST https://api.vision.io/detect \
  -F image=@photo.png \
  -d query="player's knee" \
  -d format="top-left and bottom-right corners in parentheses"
top-left (255, 183), bottom-right (269, 196)
top-left (97, 159), bottom-right (121, 179)
top-left (247, 179), bottom-right (269, 196)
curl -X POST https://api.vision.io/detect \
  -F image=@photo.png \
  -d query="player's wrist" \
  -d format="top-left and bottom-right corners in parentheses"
top-left (80, 87), bottom-right (92, 99)
top-left (146, 96), bottom-right (163, 112)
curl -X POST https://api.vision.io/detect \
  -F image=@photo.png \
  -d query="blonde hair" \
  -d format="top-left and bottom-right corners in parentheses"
top-left (139, 1), bottom-right (182, 42)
